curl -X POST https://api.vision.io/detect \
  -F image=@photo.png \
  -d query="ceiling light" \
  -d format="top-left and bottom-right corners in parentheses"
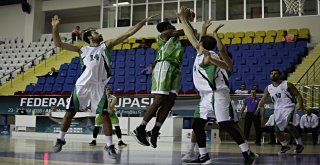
top-left (112, 2), bottom-right (130, 6)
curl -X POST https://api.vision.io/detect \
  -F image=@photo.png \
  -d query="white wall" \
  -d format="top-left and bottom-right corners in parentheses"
top-left (99, 16), bottom-right (320, 43)
top-left (0, 4), bottom-right (26, 38)
top-left (42, 0), bottom-right (100, 11)
top-left (44, 21), bottom-right (100, 33)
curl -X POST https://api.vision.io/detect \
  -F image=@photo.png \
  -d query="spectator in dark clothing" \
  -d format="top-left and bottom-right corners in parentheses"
top-left (37, 67), bottom-right (58, 78)
top-left (72, 26), bottom-right (81, 43)
top-left (139, 38), bottom-right (149, 48)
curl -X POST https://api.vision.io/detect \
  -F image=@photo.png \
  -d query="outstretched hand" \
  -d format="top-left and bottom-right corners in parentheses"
top-left (202, 19), bottom-right (213, 29)
top-left (213, 24), bottom-right (224, 33)
top-left (51, 15), bottom-right (60, 28)
top-left (176, 6), bottom-right (189, 18)
top-left (144, 14), bottom-right (159, 22)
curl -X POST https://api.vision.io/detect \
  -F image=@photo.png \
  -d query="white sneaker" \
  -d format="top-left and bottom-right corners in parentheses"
top-left (182, 151), bottom-right (195, 162)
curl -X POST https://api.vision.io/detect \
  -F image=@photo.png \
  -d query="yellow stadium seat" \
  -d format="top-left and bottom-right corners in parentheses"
top-left (255, 31), bottom-right (266, 37)
top-left (132, 43), bottom-right (140, 49)
top-left (231, 37), bottom-right (241, 44)
top-left (179, 35), bottom-right (187, 40)
top-left (235, 32), bottom-right (245, 38)
top-left (225, 32), bottom-right (235, 39)
top-left (264, 36), bottom-right (275, 43)
top-left (298, 28), bottom-right (310, 41)
top-left (275, 36), bottom-right (283, 42)
top-left (242, 37), bottom-right (252, 44)
top-left (151, 43), bottom-right (158, 49)
top-left (218, 33), bottom-right (224, 39)
top-left (128, 38), bottom-right (137, 44)
top-left (113, 43), bottom-right (122, 50)
top-left (266, 30), bottom-right (277, 37)
top-left (288, 29), bottom-right (299, 36)
top-left (221, 38), bottom-right (231, 45)
top-left (245, 31), bottom-right (255, 38)
top-left (253, 37), bottom-right (263, 44)
top-left (122, 43), bottom-right (131, 50)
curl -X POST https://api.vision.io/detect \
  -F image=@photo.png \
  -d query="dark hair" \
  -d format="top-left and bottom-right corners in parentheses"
top-left (270, 68), bottom-right (282, 75)
top-left (200, 36), bottom-right (217, 50)
top-left (83, 30), bottom-right (95, 44)
top-left (156, 22), bottom-right (171, 33)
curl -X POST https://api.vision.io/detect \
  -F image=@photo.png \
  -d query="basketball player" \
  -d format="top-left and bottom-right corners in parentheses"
top-left (178, 7), bottom-right (256, 164)
top-left (132, 9), bottom-right (195, 148)
top-left (257, 68), bottom-right (304, 154)
top-left (51, 14), bottom-right (156, 158)
top-left (89, 87), bottom-right (127, 147)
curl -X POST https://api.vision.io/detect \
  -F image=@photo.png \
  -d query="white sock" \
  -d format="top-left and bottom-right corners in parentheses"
top-left (295, 138), bottom-right (303, 145)
top-left (58, 131), bottom-right (66, 140)
top-left (280, 140), bottom-right (288, 146)
top-left (189, 142), bottom-right (197, 152)
top-left (93, 138), bottom-right (96, 141)
top-left (198, 147), bottom-right (207, 155)
top-left (239, 143), bottom-right (249, 153)
top-left (118, 138), bottom-right (122, 141)
top-left (105, 136), bottom-right (112, 146)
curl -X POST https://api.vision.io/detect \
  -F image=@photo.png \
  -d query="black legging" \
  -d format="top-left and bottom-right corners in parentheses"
top-left (244, 112), bottom-right (261, 143)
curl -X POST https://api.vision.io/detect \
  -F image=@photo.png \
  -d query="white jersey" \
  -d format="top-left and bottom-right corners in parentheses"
top-left (193, 51), bottom-right (230, 94)
top-left (267, 81), bottom-right (296, 110)
top-left (76, 44), bottom-right (111, 86)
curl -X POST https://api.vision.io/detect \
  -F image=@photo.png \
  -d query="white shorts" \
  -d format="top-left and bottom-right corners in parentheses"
top-left (274, 107), bottom-right (296, 132)
top-left (66, 84), bottom-right (108, 115)
top-left (194, 89), bottom-right (232, 122)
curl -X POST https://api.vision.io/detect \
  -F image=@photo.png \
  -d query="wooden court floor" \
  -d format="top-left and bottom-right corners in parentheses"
top-left (0, 136), bottom-right (319, 165)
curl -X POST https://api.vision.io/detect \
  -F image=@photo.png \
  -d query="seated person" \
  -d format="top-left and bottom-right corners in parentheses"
top-left (234, 83), bottom-right (248, 94)
top-left (282, 30), bottom-right (295, 42)
top-left (72, 26), bottom-right (81, 43)
top-left (251, 85), bottom-right (262, 93)
top-left (300, 109), bottom-right (319, 145)
top-left (37, 67), bottom-right (58, 78)
top-left (139, 38), bottom-right (149, 48)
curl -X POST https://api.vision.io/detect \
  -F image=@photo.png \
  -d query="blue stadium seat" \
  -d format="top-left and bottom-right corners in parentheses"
top-left (136, 48), bottom-right (146, 55)
top-left (33, 85), bottom-right (44, 92)
top-left (116, 62), bottom-right (125, 69)
top-left (25, 84), bottom-right (34, 92)
top-left (59, 64), bottom-right (69, 71)
top-left (58, 70), bottom-right (67, 77)
top-left (114, 76), bottom-right (125, 84)
top-left (126, 55), bottom-right (135, 62)
top-left (43, 84), bottom-right (53, 92)
top-left (125, 69), bottom-right (135, 76)
top-left (240, 44), bottom-right (250, 51)
top-left (267, 49), bottom-right (278, 57)
top-left (62, 85), bottom-right (73, 94)
top-left (126, 49), bottom-right (136, 56)
top-left (248, 57), bottom-right (259, 65)
top-left (124, 84), bottom-right (135, 94)
top-left (261, 43), bottom-right (273, 50)
top-left (137, 75), bottom-right (147, 83)
top-left (182, 82), bottom-right (195, 94)
top-left (116, 56), bottom-right (125, 62)
top-left (146, 48), bottom-right (156, 56)
top-left (37, 77), bottom-right (46, 85)
top-left (126, 61), bottom-right (135, 68)
top-left (52, 84), bottom-right (62, 92)
top-left (228, 44), bottom-right (239, 51)
top-left (251, 44), bottom-right (261, 50)
top-left (115, 69), bottom-right (125, 76)
top-left (108, 76), bottom-right (115, 84)
top-left (185, 46), bottom-right (196, 54)
top-left (242, 50), bottom-right (254, 57)
top-left (67, 70), bottom-right (77, 77)
top-left (69, 64), bottom-right (78, 70)
top-left (296, 41), bottom-right (307, 49)
top-left (71, 57), bottom-right (80, 64)
top-left (45, 77), bottom-right (55, 85)
top-left (55, 77), bottom-right (65, 85)
top-left (146, 54), bottom-right (156, 64)
top-left (273, 42), bottom-right (284, 49)
top-left (126, 76), bottom-right (136, 83)
top-left (135, 56), bottom-right (146, 68)
top-left (65, 77), bottom-right (75, 85)
top-left (182, 74), bottom-right (192, 82)
top-left (117, 50), bottom-right (126, 56)
top-left (254, 50), bottom-right (265, 57)
top-left (111, 50), bottom-right (117, 56)
top-left (113, 84), bottom-right (125, 94)
top-left (136, 83), bottom-right (147, 94)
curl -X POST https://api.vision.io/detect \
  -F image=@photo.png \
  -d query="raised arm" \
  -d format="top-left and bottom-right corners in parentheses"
top-left (287, 82), bottom-right (304, 111)
top-left (105, 15), bottom-right (157, 49)
top-left (200, 19), bottom-right (212, 39)
top-left (177, 7), bottom-right (202, 52)
top-left (212, 25), bottom-right (232, 72)
top-left (52, 15), bottom-right (80, 52)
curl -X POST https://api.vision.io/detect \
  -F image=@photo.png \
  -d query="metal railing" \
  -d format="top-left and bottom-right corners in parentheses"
top-left (295, 84), bottom-right (320, 109)
top-left (297, 52), bottom-right (320, 85)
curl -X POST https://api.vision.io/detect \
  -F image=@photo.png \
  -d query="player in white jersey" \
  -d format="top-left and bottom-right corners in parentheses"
top-left (177, 7), bottom-right (256, 165)
top-left (258, 68), bottom-right (304, 154)
top-left (51, 15), bottom-right (156, 158)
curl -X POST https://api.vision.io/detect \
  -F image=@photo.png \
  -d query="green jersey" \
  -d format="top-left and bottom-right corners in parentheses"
top-left (155, 35), bottom-right (183, 68)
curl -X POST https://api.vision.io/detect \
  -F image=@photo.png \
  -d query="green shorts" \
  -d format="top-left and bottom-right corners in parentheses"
top-left (151, 61), bottom-right (181, 95)
top-left (95, 113), bottom-right (119, 126)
